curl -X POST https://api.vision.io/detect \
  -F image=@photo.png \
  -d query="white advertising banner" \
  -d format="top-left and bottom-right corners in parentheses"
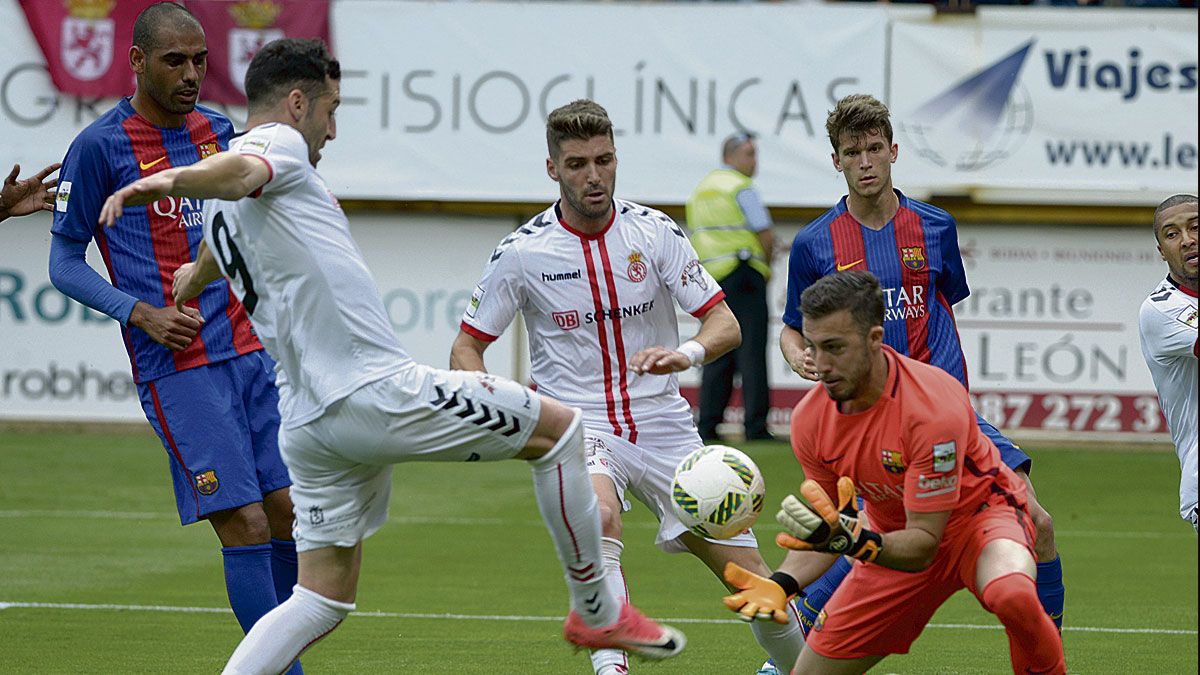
top-left (890, 8), bottom-right (1198, 205)
top-left (683, 222), bottom-right (1175, 438)
top-left (0, 212), bottom-right (523, 422)
top-left (1, 1), bottom-right (1192, 205)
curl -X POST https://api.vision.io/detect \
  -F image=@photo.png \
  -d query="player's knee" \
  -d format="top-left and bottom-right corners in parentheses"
top-left (597, 500), bottom-right (623, 539)
top-left (982, 572), bottom-right (1039, 623)
top-left (522, 398), bottom-right (582, 462)
top-left (210, 503), bottom-right (271, 546)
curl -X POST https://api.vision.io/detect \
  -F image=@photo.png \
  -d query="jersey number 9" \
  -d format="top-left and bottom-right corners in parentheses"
top-left (211, 211), bottom-right (259, 315)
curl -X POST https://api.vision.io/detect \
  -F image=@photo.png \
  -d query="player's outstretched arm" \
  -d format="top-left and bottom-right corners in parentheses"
top-left (630, 300), bottom-right (740, 375)
top-left (99, 152), bottom-right (270, 227)
top-left (173, 241), bottom-right (223, 310)
top-left (0, 162), bottom-right (60, 222)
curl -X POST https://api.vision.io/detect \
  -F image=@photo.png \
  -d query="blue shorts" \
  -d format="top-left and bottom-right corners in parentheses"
top-left (975, 411), bottom-right (1031, 475)
top-left (138, 351), bottom-right (290, 525)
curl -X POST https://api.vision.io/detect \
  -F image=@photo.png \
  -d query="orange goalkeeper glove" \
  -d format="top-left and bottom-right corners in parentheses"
top-left (775, 477), bottom-right (882, 562)
top-left (720, 562), bottom-right (794, 625)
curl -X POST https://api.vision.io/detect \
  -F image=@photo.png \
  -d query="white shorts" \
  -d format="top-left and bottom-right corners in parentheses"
top-left (280, 364), bottom-right (541, 551)
top-left (583, 406), bottom-right (758, 554)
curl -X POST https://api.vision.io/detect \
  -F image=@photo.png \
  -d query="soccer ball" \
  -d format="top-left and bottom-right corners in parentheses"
top-left (671, 445), bottom-right (765, 540)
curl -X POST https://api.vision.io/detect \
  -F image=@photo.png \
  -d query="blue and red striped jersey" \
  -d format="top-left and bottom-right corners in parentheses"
top-left (52, 98), bottom-right (261, 383)
top-left (783, 190), bottom-right (971, 387)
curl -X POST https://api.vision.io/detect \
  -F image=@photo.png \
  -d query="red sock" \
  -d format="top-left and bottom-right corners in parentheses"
top-left (980, 572), bottom-right (1065, 675)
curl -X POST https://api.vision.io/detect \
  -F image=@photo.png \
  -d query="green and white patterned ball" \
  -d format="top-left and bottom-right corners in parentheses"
top-left (671, 445), bottom-right (765, 540)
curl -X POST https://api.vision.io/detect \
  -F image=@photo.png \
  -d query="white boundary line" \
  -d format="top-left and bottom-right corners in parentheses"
top-left (0, 601), bottom-right (1194, 636)
top-left (0, 510), bottom-right (1192, 540)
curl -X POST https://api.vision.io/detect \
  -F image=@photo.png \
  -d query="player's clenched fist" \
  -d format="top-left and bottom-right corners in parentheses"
top-left (721, 562), bottom-right (791, 625)
top-left (776, 477), bottom-right (882, 562)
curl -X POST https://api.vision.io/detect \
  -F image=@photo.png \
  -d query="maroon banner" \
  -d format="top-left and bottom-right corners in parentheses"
top-left (185, 0), bottom-right (331, 105)
top-left (19, 0), bottom-right (159, 99)
top-left (19, 0), bottom-right (331, 105)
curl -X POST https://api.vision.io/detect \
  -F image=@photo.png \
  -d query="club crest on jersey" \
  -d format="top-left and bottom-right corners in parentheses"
top-left (194, 470), bottom-right (219, 495)
top-left (681, 259), bottom-right (709, 290)
top-left (901, 246), bottom-right (926, 271)
top-left (552, 310), bottom-right (580, 331)
top-left (627, 252), bottom-right (648, 282)
top-left (198, 142), bottom-right (220, 159)
top-left (881, 449), bottom-right (905, 474)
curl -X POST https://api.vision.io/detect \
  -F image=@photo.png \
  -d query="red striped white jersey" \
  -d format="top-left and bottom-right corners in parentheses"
top-left (1137, 275), bottom-right (1197, 521)
top-left (461, 200), bottom-right (724, 441)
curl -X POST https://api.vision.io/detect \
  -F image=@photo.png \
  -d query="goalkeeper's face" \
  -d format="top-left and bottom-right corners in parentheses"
top-left (803, 309), bottom-right (884, 404)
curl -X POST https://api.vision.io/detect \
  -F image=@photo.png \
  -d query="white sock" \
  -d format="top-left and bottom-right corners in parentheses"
top-left (529, 409), bottom-right (620, 628)
top-left (590, 537), bottom-right (630, 674)
top-left (222, 585), bottom-right (354, 675)
top-left (749, 598), bottom-right (805, 671)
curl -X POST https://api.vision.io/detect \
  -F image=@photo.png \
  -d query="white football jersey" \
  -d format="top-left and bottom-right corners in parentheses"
top-left (1138, 276), bottom-right (1198, 521)
top-left (203, 123), bottom-right (411, 428)
top-left (461, 201), bottom-right (724, 440)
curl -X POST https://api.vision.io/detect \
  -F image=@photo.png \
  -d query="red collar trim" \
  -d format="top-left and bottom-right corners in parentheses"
top-left (556, 202), bottom-right (616, 240)
top-left (1169, 275), bottom-right (1198, 298)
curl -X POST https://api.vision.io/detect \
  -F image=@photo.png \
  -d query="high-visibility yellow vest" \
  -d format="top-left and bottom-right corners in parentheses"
top-left (685, 168), bottom-right (770, 281)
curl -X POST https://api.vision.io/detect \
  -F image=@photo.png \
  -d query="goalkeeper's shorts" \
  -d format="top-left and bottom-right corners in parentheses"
top-left (804, 495), bottom-right (1036, 660)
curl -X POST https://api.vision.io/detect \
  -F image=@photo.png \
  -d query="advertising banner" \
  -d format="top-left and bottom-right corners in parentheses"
top-left (0, 212), bottom-right (523, 422)
top-left (685, 222), bottom-right (1175, 438)
top-left (889, 8), bottom-right (1198, 205)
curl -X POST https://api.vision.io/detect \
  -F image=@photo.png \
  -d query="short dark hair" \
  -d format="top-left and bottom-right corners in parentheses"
top-left (244, 38), bottom-right (341, 114)
top-left (825, 94), bottom-right (893, 154)
top-left (132, 2), bottom-right (202, 53)
top-left (1153, 194), bottom-right (1198, 238)
top-left (721, 131), bottom-right (754, 161)
top-left (800, 270), bottom-right (885, 335)
top-left (546, 99), bottom-right (613, 159)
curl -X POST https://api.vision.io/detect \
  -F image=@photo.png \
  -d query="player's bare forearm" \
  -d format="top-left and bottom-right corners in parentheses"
top-left (693, 300), bottom-right (740, 363)
top-left (777, 549), bottom-right (841, 589)
top-left (173, 242), bottom-right (222, 309)
top-left (780, 324), bottom-right (817, 380)
top-left (874, 511), bottom-right (949, 572)
top-left (450, 331), bottom-right (490, 372)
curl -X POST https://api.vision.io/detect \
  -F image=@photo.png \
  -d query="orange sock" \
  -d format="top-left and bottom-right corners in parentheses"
top-left (980, 572), bottom-right (1065, 675)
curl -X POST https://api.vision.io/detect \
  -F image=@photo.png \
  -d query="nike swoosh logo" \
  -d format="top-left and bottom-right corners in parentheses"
top-left (139, 156), bottom-right (167, 170)
top-left (836, 259), bottom-right (863, 272)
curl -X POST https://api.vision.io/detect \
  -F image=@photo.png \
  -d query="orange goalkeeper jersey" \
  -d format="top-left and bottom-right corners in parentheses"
top-left (790, 346), bottom-right (1027, 539)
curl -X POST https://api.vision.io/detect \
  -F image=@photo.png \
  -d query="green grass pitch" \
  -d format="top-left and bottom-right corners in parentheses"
top-left (0, 430), bottom-right (1195, 673)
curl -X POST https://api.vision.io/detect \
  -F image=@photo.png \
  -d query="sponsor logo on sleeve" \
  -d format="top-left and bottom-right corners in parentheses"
top-left (465, 285), bottom-right (485, 318)
top-left (55, 181), bottom-right (72, 212)
top-left (681, 259), bottom-right (708, 290)
top-left (916, 473), bottom-right (959, 497)
top-left (240, 137), bottom-right (270, 154)
top-left (933, 441), bottom-right (957, 473)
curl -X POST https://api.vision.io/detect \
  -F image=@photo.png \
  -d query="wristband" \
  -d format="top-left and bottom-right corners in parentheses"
top-left (768, 571), bottom-right (801, 598)
top-left (677, 340), bottom-right (706, 367)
